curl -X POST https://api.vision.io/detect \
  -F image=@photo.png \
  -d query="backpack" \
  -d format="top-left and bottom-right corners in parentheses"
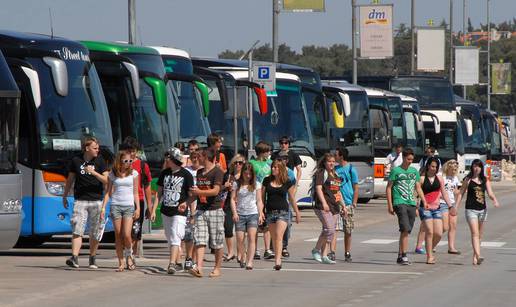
top-left (309, 169), bottom-right (328, 207)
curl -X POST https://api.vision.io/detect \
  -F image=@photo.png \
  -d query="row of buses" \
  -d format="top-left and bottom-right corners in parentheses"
top-left (0, 30), bottom-right (508, 249)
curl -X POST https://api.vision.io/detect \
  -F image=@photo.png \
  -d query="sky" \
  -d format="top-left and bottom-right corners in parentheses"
top-left (0, 0), bottom-right (514, 57)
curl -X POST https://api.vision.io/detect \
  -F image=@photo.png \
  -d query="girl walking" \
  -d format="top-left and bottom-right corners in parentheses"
top-left (231, 163), bottom-right (264, 269)
top-left (311, 153), bottom-right (344, 264)
top-left (439, 160), bottom-right (461, 254)
top-left (101, 151), bottom-right (140, 271)
top-left (262, 160), bottom-right (301, 270)
top-left (456, 159), bottom-right (500, 265)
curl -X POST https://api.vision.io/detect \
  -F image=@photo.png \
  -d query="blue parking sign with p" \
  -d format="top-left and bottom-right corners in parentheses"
top-left (258, 67), bottom-right (270, 79)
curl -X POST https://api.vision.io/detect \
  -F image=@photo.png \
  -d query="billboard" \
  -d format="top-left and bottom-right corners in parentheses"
top-left (455, 47), bottom-right (479, 85)
top-left (417, 28), bottom-right (445, 71)
top-left (282, 0), bottom-right (325, 12)
top-left (359, 4), bottom-right (394, 59)
top-left (492, 63), bottom-right (511, 95)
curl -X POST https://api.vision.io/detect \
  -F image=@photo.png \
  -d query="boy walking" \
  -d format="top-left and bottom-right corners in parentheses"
top-left (386, 148), bottom-right (427, 265)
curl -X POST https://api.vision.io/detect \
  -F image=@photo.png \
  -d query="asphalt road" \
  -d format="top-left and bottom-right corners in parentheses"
top-left (1, 182), bottom-right (515, 307)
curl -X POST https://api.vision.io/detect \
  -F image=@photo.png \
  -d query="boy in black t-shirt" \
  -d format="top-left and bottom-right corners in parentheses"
top-left (152, 147), bottom-right (194, 275)
top-left (63, 137), bottom-right (109, 269)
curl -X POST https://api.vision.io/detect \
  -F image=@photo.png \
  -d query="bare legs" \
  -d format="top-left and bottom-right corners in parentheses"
top-left (236, 227), bottom-right (257, 268)
top-left (448, 214), bottom-right (459, 252)
top-left (468, 218), bottom-right (484, 264)
top-left (113, 217), bottom-right (133, 271)
top-left (423, 218), bottom-right (443, 263)
top-left (269, 221), bottom-right (288, 267)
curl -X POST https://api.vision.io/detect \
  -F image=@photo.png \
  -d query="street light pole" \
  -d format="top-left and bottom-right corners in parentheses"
top-left (352, 0), bottom-right (357, 84)
top-left (487, 0), bottom-right (491, 110)
top-left (463, 0), bottom-right (467, 99)
top-left (128, 0), bottom-right (136, 44)
top-left (449, 0), bottom-right (454, 84)
top-left (272, 0), bottom-right (279, 62)
top-left (411, 0), bottom-right (415, 75)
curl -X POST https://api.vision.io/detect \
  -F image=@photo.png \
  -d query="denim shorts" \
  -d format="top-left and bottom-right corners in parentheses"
top-left (110, 204), bottom-right (134, 220)
top-left (266, 210), bottom-right (290, 224)
top-left (439, 202), bottom-right (449, 213)
top-left (419, 207), bottom-right (443, 221)
top-left (235, 214), bottom-right (259, 232)
top-left (465, 209), bottom-right (487, 223)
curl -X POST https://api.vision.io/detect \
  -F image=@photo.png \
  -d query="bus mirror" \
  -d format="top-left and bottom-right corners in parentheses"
top-left (254, 87), bottom-right (267, 115)
top-left (332, 101), bottom-right (344, 128)
top-left (122, 62), bottom-right (140, 99)
top-left (415, 114), bottom-right (424, 131)
top-left (433, 117), bottom-right (441, 134)
top-left (194, 81), bottom-right (210, 116)
top-left (338, 92), bottom-right (351, 117)
top-left (144, 77), bottom-right (167, 115)
top-left (20, 66), bottom-right (42, 108)
top-left (43, 57), bottom-right (68, 97)
top-left (464, 119), bottom-right (473, 137)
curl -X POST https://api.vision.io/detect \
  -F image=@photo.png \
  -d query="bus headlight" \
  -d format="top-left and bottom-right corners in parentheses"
top-left (46, 182), bottom-right (65, 196)
top-left (2, 199), bottom-right (22, 212)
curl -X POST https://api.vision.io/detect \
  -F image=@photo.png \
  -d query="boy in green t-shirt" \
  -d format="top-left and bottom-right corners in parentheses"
top-left (386, 148), bottom-right (427, 265)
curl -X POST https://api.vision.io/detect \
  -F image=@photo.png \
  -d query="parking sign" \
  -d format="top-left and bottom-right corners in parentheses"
top-left (253, 62), bottom-right (276, 96)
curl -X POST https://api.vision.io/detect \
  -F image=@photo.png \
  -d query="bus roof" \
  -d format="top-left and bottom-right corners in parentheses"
top-left (223, 69), bottom-right (301, 82)
top-left (364, 87), bottom-right (400, 98)
top-left (0, 30), bottom-right (89, 57)
top-left (0, 49), bottom-right (19, 98)
top-left (321, 80), bottom-right (366, 93)
top-left (81, 41), bottom-right (159, 56)
top-left (150, 46), bottom-right (190, 59)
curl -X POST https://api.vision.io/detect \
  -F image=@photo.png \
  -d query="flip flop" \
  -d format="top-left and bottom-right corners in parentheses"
top-left (126, 256), bottom-right (136, 270)
top-left (448, 250), bottom-right (461, 255)
top-left (426, 258), bottom-right (436, 264)
top-left (189, 268), bottom-right (203, 278)
top-left (209, 271), bottom-right (221, 278)
top-left (223, 255), bottom-right (236, 262)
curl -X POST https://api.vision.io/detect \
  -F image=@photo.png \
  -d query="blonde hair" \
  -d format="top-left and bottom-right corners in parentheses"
top-left (228, 154), bottom-right (245, 175)
top-left (442, 160), bottom-right (458, 177)
top-left (112, 151), bottom-right (133, 178)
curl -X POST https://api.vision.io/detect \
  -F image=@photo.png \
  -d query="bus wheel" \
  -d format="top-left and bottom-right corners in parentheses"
top-left (358, 198), bottom-right (371, 204)
top-left (14, 236), bottom-right (51, 248)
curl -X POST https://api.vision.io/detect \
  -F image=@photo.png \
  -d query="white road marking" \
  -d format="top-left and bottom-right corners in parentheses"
top-left (222, 267), bottom-right (423, 275)
top-left (481, 241), bottom-right (506, 247)
top-left (482, 247), bottom-right (516, 250)
top-left (305, 237), bottom-right (343, 242)
top-left (361, 239), bottom-right (398, 244)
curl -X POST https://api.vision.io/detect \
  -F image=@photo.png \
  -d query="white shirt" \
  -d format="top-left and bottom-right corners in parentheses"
top-left (440, 175), bottom-right (460, 206)
top-left (109, 170), bottom-right (138, 206)
top-left (233, 181), bottom-right (261, 215)
top-left (386, 152), bottom-right (403, 168)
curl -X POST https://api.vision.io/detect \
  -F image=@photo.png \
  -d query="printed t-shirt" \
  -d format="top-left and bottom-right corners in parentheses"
top-left (388, 166), bottom-right (420, 206)
top-left (314, 170), bottom-right (342, 214)
top-left (335, 164), bottom-right (359, 206)
top-left (68, 155), bottom-right (107, 201)
top-left (249, 159), bottom-right (272, 183)
top-left (196, 167), bottom-right (224, 211)
top-left (440, 176), bottom-right (460, 206)
top-left (158, 167), bottom-right (194, 217)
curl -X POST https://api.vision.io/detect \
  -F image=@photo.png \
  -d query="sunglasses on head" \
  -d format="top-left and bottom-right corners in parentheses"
top-left (122, 159), bottom-right (133, 164)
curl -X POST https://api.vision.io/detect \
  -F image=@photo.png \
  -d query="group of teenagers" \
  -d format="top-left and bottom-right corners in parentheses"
top-left (62, 133), bottom-right (500, 278)
top-left (385, 144), bottom-right (500, 266)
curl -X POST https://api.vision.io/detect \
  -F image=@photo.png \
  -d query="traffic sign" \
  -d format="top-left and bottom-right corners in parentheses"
top-left (253, 62), bottom-right (276, 96)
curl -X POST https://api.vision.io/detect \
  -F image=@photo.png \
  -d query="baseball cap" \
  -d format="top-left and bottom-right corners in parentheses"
top-left (165, 147), bottom-right (183, 165)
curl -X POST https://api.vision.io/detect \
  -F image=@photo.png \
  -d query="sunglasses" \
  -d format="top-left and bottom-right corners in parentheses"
top-left (280, 141), bottom-right (289, 145)
top-left (235, 161), bottom-right (244, 165)
top-left (122, 159), bottom-right (133, 164)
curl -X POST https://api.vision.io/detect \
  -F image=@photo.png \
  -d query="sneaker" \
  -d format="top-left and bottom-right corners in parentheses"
top-left (66, 256), bottom-right (79, 268)
top-left (254, 250), bottom-right (261, 260)
top-left (184, 258), bottom-right (193, 271)
top-left (401, 256), bottom-right (411, 265)
top-left (281, 248), bottom-right (290, 258)
top-left (175, 263), bottom-right (183, 272)
top-left (396, 256), bottom-right (403, 264)
top-left (328, 251), bottom-right (336, 261)
top-left (264, 249), bottom-right (275, 260)
top-left (321, 256), bottom-right (336, 264)
top-left (167, 263), bottom-right (176, 275)
top-left (344, 252), bottom-right (352, 263)
top-left (88, 255), bottom-right (98, 269)
top-left (415, 247), bottom-right (426, 255)
top-left (311, 248), bottom-right (322, 263)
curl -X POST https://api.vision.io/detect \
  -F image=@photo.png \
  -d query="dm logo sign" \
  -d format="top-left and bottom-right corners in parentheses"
top-left (258, 67), bottom-right (270, 79)
top-left (365, 8), bottom-right (388, 25)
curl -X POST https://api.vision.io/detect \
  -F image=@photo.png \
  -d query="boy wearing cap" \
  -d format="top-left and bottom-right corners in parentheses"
top-left (151, 147), bottom-right (194, 274)
top-left (271, 136), bottom-right (302, 185)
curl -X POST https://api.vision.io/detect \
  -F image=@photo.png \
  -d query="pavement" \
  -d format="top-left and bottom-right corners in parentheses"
top-left (0, 181), bottom-right (515, 307)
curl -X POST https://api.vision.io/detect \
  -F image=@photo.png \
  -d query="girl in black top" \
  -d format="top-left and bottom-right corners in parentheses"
top-left (456, 159), bottom-right (500, 265)
top-left (262, 160), bottom-right (301, 270)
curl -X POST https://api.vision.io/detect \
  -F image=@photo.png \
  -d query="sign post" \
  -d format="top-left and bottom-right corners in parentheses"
top-left (455, 47), bottom-right (479, 86)
top-left (253, 62), bottom-right (277, 96)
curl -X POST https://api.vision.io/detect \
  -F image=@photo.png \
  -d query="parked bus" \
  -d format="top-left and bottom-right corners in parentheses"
top-left (150, 46), bottom-right (211, 145)
top-left (481, 109), bottom-right (504, 181)
top-left (0, 31), bottom-right (114, 243)
top-left (0, 49), bottom-right (22, 250)
top-left (82, 41), bottom-right (177, 174)
top-left (321, 80), bottom-right (374, 202)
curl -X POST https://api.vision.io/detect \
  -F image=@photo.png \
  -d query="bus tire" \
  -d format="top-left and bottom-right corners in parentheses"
top-left (14, 235), bottom-right (51, 248)
top-left (358, 198), bottom-right (371, 204)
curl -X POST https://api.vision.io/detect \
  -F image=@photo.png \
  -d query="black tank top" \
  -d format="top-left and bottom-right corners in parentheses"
top-left (422, 176), bottom-right (440, 194)
top-left (465, 179), bottom-right (486, 210)
top-left (421, 176), bottom-right (441, 208)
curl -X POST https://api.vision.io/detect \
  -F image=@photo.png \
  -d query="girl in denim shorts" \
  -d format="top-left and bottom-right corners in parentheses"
top-left (230, 163), bottom-right (264, 270)
top-left (101, 151), bottom-right (140, 271)
top-left (456, 159), bottom-right (500, 265)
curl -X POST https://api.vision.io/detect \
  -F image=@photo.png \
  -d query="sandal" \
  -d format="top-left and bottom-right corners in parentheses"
top-left (116, 264), bottom-right (125, 272)
top-left (426, 257), bottom-right (436, 265)
top-left (245, 266), bottom-right (253, 270)
top-left (282, 248), bottom-right (290, 258)
top-left (126, 255), bottom-right (136, 270)
top-left (448, 250), bottom-right (461, 255)
top-left (223, 255), bottom-right (236, 262)
top-left (189, 267), bottom-right (203, 278)
top-left (209, 270), bottom-right (221, 278)
top-left (238, 260), bottom-right (246, 268)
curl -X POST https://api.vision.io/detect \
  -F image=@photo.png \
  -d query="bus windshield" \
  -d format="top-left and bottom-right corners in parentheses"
top-left (369, 96), bottom-right (404, 145)
top-left (460, 108), bottom-right (487, 154)
top-left (304, 90), bottom-right (328, 154)
top-left (329, 91), bottom-right (372, 158)
top-left (483, 115), bottom-right (502, 156)
top-left (0, 96), bottom-right (19, 174)
top-left (253, 81), bottom-right (313, 153)
top-left (30, 58), bottom-right (113, 168)
top-left (403, 110), bottom-right (424, 159)
top-left (391, 79), bottom-right (454, 108)
top-left (424, 121), bottom-right (463, 161)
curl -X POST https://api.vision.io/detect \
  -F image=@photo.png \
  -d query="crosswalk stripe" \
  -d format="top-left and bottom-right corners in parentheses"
top-left (481, 241), bottom-right (506, 247)
top-left (361, 239), bottom-right (398, 244)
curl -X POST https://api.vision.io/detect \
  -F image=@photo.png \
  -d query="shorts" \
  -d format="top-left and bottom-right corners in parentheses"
top-left (439, 202), bottom-right (450, 213)
top-left (343, 206), bottom-right (355, 234)
top-left (162, 214), bottom-right (187, 246)
top-left (224, 205), bottom-right (234, 238)
top-left (419, 207), bottom-right (443, 221)
top-left (394, 204), bottom-right (416, 234)
top-left (193, 209), bottom-right (225, 249)
top-left (465, 209), bottom-right (487, 223)
top-left (71, 200), bottom-right (102, 238)
top-left (110, 204), bottom-right (135, 220)
top-left (235, 214), bottom-right (259, 232)
top-left (266, 209), bottom-right (290, 225)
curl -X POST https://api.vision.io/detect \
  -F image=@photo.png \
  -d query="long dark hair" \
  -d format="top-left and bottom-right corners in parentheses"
top-left (424, 157), bottom-right (440, 177)
top-left (466, 159), bottom-right (487, 183)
